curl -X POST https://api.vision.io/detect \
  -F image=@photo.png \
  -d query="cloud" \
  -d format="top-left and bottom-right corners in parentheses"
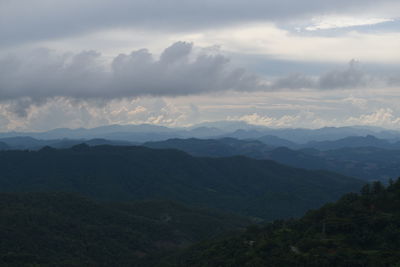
top-left (305, 16), bottom-right (394, 31)
top-left (190, 24), bottom-right (400, 64)
top-left (346, 108), bottom-right (400, 128)
top-left (269, 60), bottom-right (382, 90)
top-left (1, 41), bottom-right (398, 119)
top-left (318, 59), bottom-right (372, 89)
top-left (230, 112), bottom-right (301, 127)
top-left (0, 42), bottom-right (260, 115)
top-left (228, 108), bottom-right (400, 130)
top-left (0, 97), bottom-right (192, 131)
top-left (1, 0), bottom-right (399, 47)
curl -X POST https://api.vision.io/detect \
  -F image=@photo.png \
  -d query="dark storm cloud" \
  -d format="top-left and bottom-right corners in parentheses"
top-left (0, 42), bottom-right (260, 114)
top-left (0, 42), bottom-right (395, 117)
top-left (269, 60), bottom-right (380, 90)
top-left (0, 0), bottom-right (397, 46)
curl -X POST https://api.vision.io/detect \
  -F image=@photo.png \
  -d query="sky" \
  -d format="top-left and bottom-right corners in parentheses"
top-left (1, 0), bottom-right (400, 131)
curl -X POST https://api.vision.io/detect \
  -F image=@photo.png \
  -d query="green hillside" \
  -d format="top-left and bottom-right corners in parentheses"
top-left (165, 179), bottom-right (400, 267)
top-left (0, 145), bottom-right (363, 220)
top-left (0, 192), bottom-right (250, 267)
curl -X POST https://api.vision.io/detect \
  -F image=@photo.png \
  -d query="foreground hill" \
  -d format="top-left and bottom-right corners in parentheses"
top-left (0, 145), bottom-right (363, 220)
top-left (166, 179), bottom-right (400, 267)
top-left (0, 192), bottom-right (250, 267)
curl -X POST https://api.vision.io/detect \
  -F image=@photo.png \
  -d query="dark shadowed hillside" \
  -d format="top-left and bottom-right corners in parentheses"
top-left (0, 141), bottom-right (8, 150)
top-left (144, 138), bottom-right (273, 158)
top-left (0, 192), bottom-right (250, 267)
top-left (165, 179), bottom-right (400, 267)
top-left (0, 145), bottom-right (363, 220)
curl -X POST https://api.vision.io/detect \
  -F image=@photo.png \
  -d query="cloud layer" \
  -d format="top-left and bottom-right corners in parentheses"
top-left (0, 42), bottom-right (259, 115)
top-left (1, 0), bottom-right (399, 47)
top-left (1, 41), bottom-right (399, 118)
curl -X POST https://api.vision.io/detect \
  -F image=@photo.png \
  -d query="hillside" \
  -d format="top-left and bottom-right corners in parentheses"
top-left (0, 192), bottom-right (250, 267)
top-left (0, 141), bottom-right (8, 150)
top-left (0, 137), bottom-right (134, 150)
top-left (166, 179), bottom-right (400, 267)
top-left (0, 145), bottom-right (363, 220)
top-left (304, 135), bottom-right (400, 150)
top-left (144, 138), bottom-right (273, 158)
top-left (144, 138), bottom-right (400, 182)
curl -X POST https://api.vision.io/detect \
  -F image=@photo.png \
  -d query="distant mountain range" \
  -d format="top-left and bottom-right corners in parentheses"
top-left (0, 136), bottom-right (135, 150)
top-left (0, 145), bottom-right (363, 220)
top-left (1, 122), bottom-right (400, 143)
top-left (2, 134), bottom-right (400, 182)
top-left (144, 138), bottom-right (400, 182)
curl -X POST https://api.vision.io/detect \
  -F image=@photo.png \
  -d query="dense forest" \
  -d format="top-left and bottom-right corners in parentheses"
top-left (0, 145), bottom-right (362, 220)
top-left (0, 192), bottom-right (250, 267)
top-left (2, 177), bottom-right (400, 266)
top-left (163, 179), bottom-right (400, 267)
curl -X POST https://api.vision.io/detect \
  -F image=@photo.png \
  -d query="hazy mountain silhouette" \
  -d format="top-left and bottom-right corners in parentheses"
top-left (0, 137), bottom-right (135, 150)
top-left (304, 135), bottom-right (400, 150)
top-left (144, 138), bottom-right (400, 182)
top-left (1, 123), bottom-right (399, 143)
top-left (0, 141), bottom-right (9, 150)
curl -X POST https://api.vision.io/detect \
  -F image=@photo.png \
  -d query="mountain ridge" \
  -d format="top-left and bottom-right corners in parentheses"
top-left (0, 144), bottom-right (363, 220)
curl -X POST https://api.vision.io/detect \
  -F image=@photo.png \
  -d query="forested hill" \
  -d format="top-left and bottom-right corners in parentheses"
top-left (166, 179), bottom-right (400, 267)
top-left (0, 144), bottom-right (363, 220)
top-left (0, 192), bottom-right (251, 267)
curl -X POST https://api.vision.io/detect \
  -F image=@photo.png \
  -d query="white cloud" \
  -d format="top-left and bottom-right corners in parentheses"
top-left (228, 112), bottom-right (310, 128)
top-left (305, 16), bottom-right (395, 31)
top-left (346, 108), bottom-right (400, 128)
top-left (181, 23), bottom-right (400, 63)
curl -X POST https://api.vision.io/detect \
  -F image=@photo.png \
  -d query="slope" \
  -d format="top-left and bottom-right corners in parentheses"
top-left (167, 179), bottom-right (400, 267)
top-left (0, 145), bottom-right (363, 220)
top-left (0, 192), bottom-right (250, 267)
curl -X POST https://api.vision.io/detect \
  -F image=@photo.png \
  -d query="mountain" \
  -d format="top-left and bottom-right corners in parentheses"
top-left (304, 135), bottom-right (400, 150)
top-left (256, 135), bottom-right (300, 148)
top-left (0, 145), bottom-right (363, 220)
top-left (0, 124), bottom-right (179, 140)
top-left (190, 121), bottom-right (263, 132)
top-left (221, 129), bottom-right (267, 140)
top-left (48, 138), bottom-right (135, 149)
top-left (0, 136), bottom-right (48, 150)
top-left (0, 192), bottom-right (250, 267)
top-left (2, 123), bottom-right (399, 144)
top-left (302, 147), bottom-right (400, 182)
top-left (220, 126), bottom-right (400, 144)
top-left (143, 138), bottom-right (400, 182)
top-left (144, 138), bottom-right (273, 158)
top-left (0, 141), bottom-right (9, 150)
top-left (0, 137), bottom-right (135, 150)
top-left (166, 179), bottom-right (400, 267)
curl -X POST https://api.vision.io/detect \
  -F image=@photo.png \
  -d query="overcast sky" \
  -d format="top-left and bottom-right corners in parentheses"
top-left (1, 0), bottom-right (400, 131)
